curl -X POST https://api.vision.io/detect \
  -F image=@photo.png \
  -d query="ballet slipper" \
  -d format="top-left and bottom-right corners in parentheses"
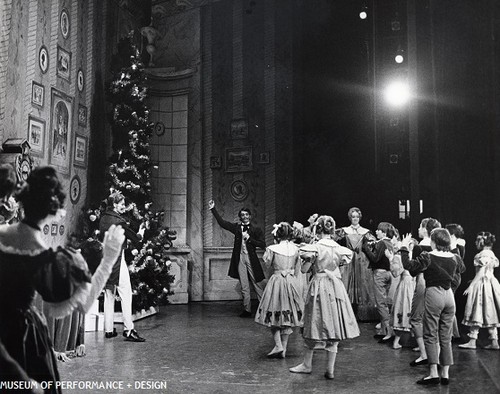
top-left (267, 346), bottom-right (284, 358)
top-left (483, 344), bottom-right (500, 350)
top-left (458, 342), bottom-right (477, 349)
top-left (289, 363), bottom-right (312, 374)
top-left (75, 345), bottom-right (86, 357)
top-left (393, 344), bottom-right (402, 350)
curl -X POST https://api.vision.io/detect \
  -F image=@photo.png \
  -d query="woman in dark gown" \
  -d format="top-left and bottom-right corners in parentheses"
top-left (337, 207), bottom-right (378, 321)
top-left (0, 167), bottom-right (124, 392)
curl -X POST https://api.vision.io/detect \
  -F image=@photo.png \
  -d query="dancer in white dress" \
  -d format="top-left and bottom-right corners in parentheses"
top-left (459, 232), bottom-right (500, 350)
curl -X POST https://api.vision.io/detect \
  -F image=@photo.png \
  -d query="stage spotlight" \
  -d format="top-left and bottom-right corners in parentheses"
top-left (395, 48), bottom-right (404, 64)
top-left (385, 81), bottom-right (410, 107)
top-left (359, 5), bottom-right (368, 20)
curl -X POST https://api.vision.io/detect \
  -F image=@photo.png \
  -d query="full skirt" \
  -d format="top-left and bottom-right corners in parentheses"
top-left (255, 273), bottom-right (304, 328)
top-left (341, 252), bottom-right (379, 321)
top-left (462, 277), bottom-right (500, 327)
top-left (391, 274), bottom-right (415, 331)
top-left (303, 273), bottom-right (360, 341)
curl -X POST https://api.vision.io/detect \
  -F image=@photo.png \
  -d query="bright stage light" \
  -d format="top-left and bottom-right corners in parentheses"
top-left (385, 81), bottom-right (410, 107)
top-left (359, 5), bottom-right (368, 19)
top-left (395, 54), bottom-right (404, 63)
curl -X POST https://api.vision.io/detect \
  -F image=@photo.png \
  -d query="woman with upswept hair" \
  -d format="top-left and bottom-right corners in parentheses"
top-left (0, 166), bottom-right (125, 392)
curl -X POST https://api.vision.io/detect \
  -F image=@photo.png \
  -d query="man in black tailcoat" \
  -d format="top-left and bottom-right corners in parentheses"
top-left (209, 199), bottom-right (266, 317)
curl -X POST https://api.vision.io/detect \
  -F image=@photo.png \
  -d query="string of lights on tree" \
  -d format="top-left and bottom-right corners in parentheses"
top-left (80, 33), bottom-right (176, 312)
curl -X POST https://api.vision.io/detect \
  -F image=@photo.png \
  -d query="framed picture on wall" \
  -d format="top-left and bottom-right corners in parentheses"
top-left (39, 45), bottom-right (49, 74)
top-left (73, 134), bottom-right (88, 168)
top-left (210, 155), bottom-right (222, 169)
top-left (225, 146), bottom-right (253, 173)
top-left (49, 89), bottom-right (73, 175)
top-left (77, 69), bottom-right (85, 92)
top-left (27, 115), bottom-right (46, 157)
top-left (257, 151), bottom-right (270, 164)
top-left (230, 118), bottom-right (248, 140)
top-left (78, 105), bottom-right (87, 127)
top-left (60, 8), bottom-right (70, 39)
top-left (31, 81), bottom-right (44, 107)
top-left (56, 46), bottom-right (71, 81)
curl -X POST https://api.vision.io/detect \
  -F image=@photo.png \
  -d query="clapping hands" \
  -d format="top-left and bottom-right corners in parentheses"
top-left (401, 233), bottom-right (413, 249)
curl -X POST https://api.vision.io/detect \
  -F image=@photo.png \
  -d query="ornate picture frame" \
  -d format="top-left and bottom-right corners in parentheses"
top-left (49, 89), bottom-right (73, 175)
top-left (60, 8), bottom-right (70, 39)
top-left (78, 104), bottom-right (88, 127)
top-left (230, 180), bottom-right (249, 202)
top-left (31, 81), bottom-right (44, 107)
top-left (56, 46), bottom-right (71, 82)
top-left (230, 118), bottom-right (249, 140)
top-left (73, 134), bottom-right (88, 168)
top-left (257, 151), bottom-right (270, 164)
top-left (69, 174), bottom-right (81, 204)
top-left (77, 69), bottom-right (85, 92)
top-left (27, 115), bottom-right (46, 157)
top-left (225, 147), bottom-right (253, 173)
top-left (210, 155), bottom-right (222, 169)
top-left (39, 46), bottom-right (49, 74)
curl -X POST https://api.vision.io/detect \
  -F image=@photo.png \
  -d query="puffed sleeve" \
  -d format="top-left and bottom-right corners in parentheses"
top-left (299, 243), bottom-right (318, 262)
top-left (34, 247), bottom-right (91, 303)
top-left (474, 252), bottom-right (489, 267)
top-left (474, 251), bottom-right (499, 268)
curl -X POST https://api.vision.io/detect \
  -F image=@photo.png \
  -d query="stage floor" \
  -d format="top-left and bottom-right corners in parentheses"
top-left (59, 301), bottom-right (500, 393)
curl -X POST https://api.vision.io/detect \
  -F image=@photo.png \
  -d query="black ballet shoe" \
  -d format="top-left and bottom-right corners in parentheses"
top-left (410, 358), bottom-right (428, 367)
top-left (378, 336), bottom-right (394, 344)
top-left (267, 351), bottom-right (283, 359)
top-left (440, 378), bottom-right (449, 385)
top-left (416, 377), bottom-right (440, 385)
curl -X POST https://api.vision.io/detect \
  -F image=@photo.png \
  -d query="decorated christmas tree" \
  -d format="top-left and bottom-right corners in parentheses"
top-left (80, 33), bottom-right (176, 313)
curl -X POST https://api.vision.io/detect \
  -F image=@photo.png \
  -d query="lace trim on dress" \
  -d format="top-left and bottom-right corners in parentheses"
top-left (0, 241), bottom-right (47, 256)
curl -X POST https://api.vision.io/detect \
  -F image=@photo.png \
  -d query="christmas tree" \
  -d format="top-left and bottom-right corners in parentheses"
top-left (79, 33), bottom-right (176, 313)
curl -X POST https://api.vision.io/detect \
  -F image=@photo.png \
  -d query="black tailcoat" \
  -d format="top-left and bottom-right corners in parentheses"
top-left (210, 208), bottom-right (266, 282)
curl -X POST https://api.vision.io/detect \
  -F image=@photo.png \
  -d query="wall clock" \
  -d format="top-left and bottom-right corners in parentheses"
top-left (39, 46), bottom-right (49, 74)
top-left (69, 175), bottom-right (81, 204)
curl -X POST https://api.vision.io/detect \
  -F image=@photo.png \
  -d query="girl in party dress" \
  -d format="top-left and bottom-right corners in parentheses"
top-left (255, 222), bottom-right (304, 358)
top-left (387, 233), bottom-right (416, 349)
top-left (459, 232), bottom-right (500, 350)
top-left (0, 167), bottom-right (125, 393)
top-left (289, 215), bottom-right (358, 380)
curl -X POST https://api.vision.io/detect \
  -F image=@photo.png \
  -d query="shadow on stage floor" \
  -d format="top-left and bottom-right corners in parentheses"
top-left (59, 301), bottom-right (500, 394)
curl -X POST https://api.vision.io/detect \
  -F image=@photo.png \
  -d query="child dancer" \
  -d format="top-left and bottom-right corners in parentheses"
top-left (362, 222), bottom-right (395, 342)
top-left (459, 232), bottom-right (500, 350)
top-left (255, 222), bottom-right (304, 358)
top-left (386, 232), bottom-right (416, 349)
top-left (399, 228), bottom-right (461, 385)
top-left (290, 215), bottom-right (357, 380)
